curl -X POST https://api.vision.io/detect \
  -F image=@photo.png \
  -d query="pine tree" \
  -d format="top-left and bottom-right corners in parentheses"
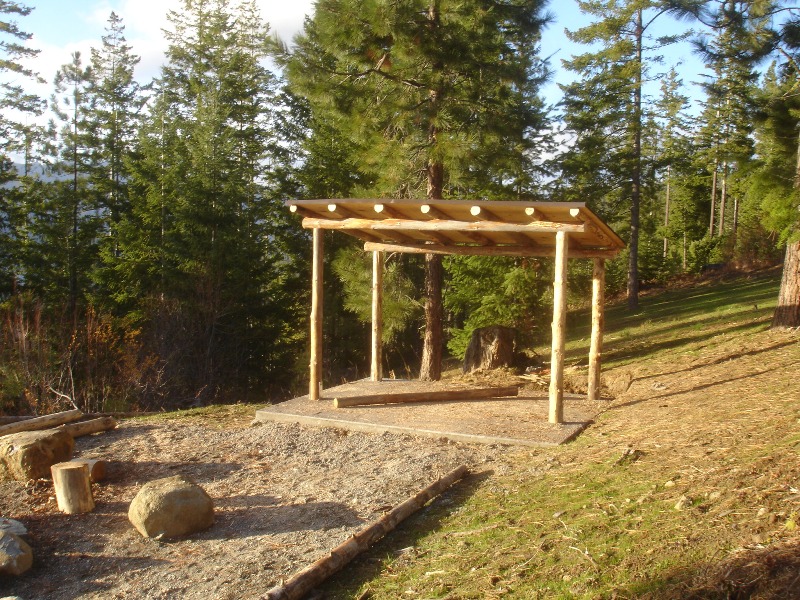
top-left (561, 0), bottom-right (700, 310)
top-left (286, 0), bottom-right (552, 379)
top-left (0, 1), bottom-right (45, 297)
top-left (109, 0), bottom-right (303, 402)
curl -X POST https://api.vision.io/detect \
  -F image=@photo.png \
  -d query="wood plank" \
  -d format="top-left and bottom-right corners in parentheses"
top-left (588, 258), bottom-right (605, 402)
top-left (264, 465), bottom-right (469, 600)
top-left (549, 231), bottom-right (568, 424)
top-left (363, 241), bottom-right (620, 259)
top-left (333, 386), bottom-right (519, 408)
top-left (310, 229), bottom-right (323, 401)
top-left (302, 217), bottom-right (585, 234)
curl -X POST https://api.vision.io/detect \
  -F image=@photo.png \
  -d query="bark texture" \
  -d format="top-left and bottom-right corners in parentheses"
top-left (462, 326), bottom-right (516, 373)
top-left (772, 240), bottom-right (800, 328)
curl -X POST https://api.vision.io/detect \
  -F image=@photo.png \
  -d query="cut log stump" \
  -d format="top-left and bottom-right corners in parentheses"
top-left (462, 326), bottom-right (516, 373)
top-left (51, 462), bottom-right (95, 514)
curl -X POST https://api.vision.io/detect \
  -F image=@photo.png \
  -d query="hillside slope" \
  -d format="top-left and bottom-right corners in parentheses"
top-left (324, 268), bottom-right (800, 599)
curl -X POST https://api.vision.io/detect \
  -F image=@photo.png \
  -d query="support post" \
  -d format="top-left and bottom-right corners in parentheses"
top-left (549, 231), bottom-right (568, 424)
top-left (371, 251), bottom-right (384, 381)
top-left (588, 258), bottom-right (605, 401)
top-left (309, 229), bottom-right (324, 400)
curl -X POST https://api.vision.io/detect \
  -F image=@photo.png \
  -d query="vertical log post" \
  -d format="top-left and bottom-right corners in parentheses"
top-left (588, 258), bottom-right (605, 401)
top-left (309, 228), bottom-right (324, 400)
top-left (51, 462), bottom-right (95, 514)
top-left (371, 250), bottom-right (384, 381)
top-left (549, 231), bottom-right (568, 424)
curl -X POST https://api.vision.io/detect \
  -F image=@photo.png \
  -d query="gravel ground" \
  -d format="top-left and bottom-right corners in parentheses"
top-left (0, 415), bottom-right (507, 599)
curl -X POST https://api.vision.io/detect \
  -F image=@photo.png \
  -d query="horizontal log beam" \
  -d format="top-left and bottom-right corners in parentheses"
top-left (333, 385), bottom-right (519, 408)
top-left (302, 217), bottom-right (585, 234)
top-left (363, 241), bottom-right (621, 259)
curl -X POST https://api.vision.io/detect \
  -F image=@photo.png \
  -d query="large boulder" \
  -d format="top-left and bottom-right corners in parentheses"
top-left (128, 475), bottom-right (214, 540)
top-left (0, 429), bottom-right (74, 481)
top-left (0, 530), bottom-right (33, 576)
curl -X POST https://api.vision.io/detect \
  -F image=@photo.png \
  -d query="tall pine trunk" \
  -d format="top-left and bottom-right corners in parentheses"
top-left (420, 157), bottom-right (444, 381)
top-left (419, 0), bottom-right (444, 381)
top-left (771, 129), bottom-right (800, 328)
top-left (627, 8), bottom-right (643, 311)
top-left (772, 241), bottom-right (800, 328)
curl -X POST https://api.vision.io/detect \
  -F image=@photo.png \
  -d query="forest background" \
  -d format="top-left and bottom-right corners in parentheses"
top-left (0, 0), bottom-right (798, 415)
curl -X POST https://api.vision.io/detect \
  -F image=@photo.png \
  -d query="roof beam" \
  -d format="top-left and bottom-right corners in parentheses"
top-left (363, 241), bottom-right (620, 259)
top-left (301, 217), bottom-right (585, 235)
top-left (470, 205), bottom-right (536, 247)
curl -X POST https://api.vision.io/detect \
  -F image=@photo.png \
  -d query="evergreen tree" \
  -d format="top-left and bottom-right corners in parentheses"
top-left (88, 12), bottom-right (147, 245)
top-left (109, 0), bottom-right (303, 402)
top-left (0, 1), bottom-right (44, 297)
top-left (286, 0), bottom-right (552, 380)
top-left (33, 51), bottom-right (100, 314)
top-left (560, 0), bottom-right (699, 310)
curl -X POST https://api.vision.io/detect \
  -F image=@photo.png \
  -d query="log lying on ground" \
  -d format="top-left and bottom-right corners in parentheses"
top-left (333, 385), bottom-right (519, 408)
top-left (264, 464), bottom-right (469, 600)
top-left (69, 458), bottom-right (107, 482)
top-left (0, 409), bottom-right (83, 437)
top-left (51, 462), bottom-right (95, 514)
top-left (59, 416), bottom-right (117, 438)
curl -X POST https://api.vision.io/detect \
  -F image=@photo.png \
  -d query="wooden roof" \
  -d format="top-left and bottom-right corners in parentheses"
top-left (287, 199), bottom-right (625, 259)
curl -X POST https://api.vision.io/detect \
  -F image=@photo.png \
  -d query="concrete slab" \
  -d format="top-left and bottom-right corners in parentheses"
top-left (255, 379), bottom-right (603, 447)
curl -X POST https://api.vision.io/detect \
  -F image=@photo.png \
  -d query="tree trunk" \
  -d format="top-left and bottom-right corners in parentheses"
top-left (627, 8), bottom-right (643, 312)
top-left (772, 239), bottom-right (800, 328)
top-left (462, 326), bottom-right (515, 373)
top-left (419, 251), bottom-right (443, 381)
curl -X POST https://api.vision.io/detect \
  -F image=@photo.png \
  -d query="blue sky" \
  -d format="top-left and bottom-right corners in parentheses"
top-left (19, 0), bottom-right (709, 112)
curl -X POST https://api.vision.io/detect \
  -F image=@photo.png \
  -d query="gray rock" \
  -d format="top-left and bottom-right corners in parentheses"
top-left (0, 530), bottom-right (33, 576)
top-left (128, 475), bottom-right (214, 539)
top-left (0, 429), bottom-right (74, 481)
top-left (0, 518), bottom-right (27, 537)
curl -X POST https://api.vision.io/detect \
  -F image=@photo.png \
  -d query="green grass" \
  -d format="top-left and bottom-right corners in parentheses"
top-left (320, 267), bottom-right (800, 599)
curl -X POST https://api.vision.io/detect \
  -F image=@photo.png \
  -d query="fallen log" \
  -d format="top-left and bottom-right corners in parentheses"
top-left (0, 409), bottom-right (83, 437)
top-left (69, 458), bottom-right (107, 482)
top-left (264, 464), bottom-right (469, 600)
top-left (51, 462), bottom-right (95, 514)
top-left (333, 386), bottom-right (519, 408)
top-left (59, 417), bottom-right (117, 438)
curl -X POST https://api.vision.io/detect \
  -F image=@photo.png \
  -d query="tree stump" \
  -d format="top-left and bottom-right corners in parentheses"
top-left (463, 326), bottom-right (516, 373)
top-left (51, 462), bottom-right (95, 514)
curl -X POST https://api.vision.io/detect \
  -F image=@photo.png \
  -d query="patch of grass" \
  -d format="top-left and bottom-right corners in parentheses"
top-left (321, 268), bottom-right (800, 599)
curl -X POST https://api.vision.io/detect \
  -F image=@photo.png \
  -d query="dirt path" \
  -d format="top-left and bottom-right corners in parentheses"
top-left (0, 417), bottom-right (507, 599)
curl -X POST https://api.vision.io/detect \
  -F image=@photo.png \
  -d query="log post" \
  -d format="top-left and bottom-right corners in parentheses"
top-left (549, 231), bottom-right (568, 424)
top-left (310, 228), bottom-right (324, 400)
top-left (51, 462), bottom-right (95, 514)
top-left (371, 250), bottom-right (384, 382)
top-left (588, 258), bottom-right (605, 401)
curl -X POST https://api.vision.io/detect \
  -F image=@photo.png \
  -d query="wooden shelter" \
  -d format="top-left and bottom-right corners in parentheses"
top-left (288, 199), bottom-right (625, 424)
